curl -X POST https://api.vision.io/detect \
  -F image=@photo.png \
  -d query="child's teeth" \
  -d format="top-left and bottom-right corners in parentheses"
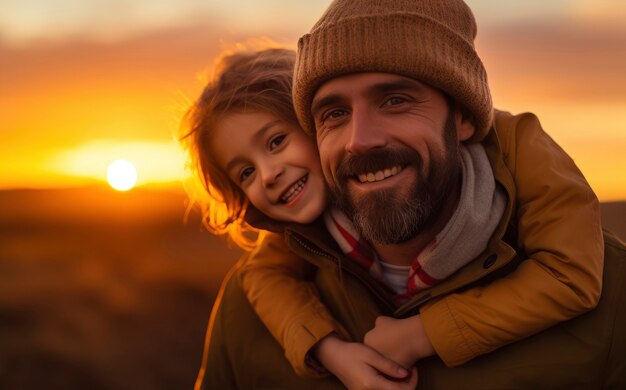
top-left (281, 176), bottom-right (308, 203)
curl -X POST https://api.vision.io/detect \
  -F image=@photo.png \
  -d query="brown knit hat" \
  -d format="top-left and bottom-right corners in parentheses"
top-left (293, 0), bottom-right (493, 142)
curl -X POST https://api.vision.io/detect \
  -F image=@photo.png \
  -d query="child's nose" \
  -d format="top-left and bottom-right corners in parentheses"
top-left (262, 165), bottom-right (284, 187)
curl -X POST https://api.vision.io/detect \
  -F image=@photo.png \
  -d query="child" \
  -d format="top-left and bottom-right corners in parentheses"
top-left (180, 48), bottom-right (603, 387)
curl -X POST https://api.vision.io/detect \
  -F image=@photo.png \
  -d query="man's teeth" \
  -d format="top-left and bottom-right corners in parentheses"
top-left (358, 166), bottom-right (402, 183)
top-left (281, 176), bottom-right (308, 203)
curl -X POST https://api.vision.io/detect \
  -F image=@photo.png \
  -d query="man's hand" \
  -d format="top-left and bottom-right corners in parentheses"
top-left (364, 315), bottom-right (436, 368)
top-left (313, 334), bottom-right (418, 390)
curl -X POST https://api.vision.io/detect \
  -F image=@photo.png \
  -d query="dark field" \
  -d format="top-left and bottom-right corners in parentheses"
top-left (0, 187), bottom-right (242, 389)
top-left (0, 187), bottom-right (623, 389)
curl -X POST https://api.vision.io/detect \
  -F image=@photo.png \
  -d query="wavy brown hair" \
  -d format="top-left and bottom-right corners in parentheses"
top-left (179, 48), bottom-right (299, 250)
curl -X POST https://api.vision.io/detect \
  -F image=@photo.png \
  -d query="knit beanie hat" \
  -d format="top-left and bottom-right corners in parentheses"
top-left (293, 0), bottom-right (493, 142)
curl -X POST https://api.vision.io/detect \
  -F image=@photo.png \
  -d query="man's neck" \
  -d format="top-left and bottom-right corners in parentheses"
top-left (373, 176), bottom-right (462, 267)
top-left (373, 234), bottom-right (436, 267)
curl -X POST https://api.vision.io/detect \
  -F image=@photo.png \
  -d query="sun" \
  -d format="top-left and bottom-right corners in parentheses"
top-left (107, 159), bottom-right (138, 191)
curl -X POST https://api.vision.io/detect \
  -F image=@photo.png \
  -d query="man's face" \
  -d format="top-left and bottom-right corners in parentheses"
top-left (312, 72), bottom-right (474, 244)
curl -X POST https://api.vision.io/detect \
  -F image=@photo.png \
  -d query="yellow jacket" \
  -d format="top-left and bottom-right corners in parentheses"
top-left (238, 109), bottom-right (604, 376)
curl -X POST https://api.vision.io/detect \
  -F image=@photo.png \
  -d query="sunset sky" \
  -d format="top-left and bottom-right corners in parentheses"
top-left (1, 0), bottom-right (625, 200)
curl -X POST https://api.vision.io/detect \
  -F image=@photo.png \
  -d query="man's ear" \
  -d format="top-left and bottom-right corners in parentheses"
top-left (454, 105), bottom-right (476, 142)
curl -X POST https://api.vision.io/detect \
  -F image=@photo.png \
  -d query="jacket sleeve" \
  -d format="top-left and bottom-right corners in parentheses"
top-left (239, 232), bottom-right (351, 378)
top-left (420, 111), bottom-right (604, 367)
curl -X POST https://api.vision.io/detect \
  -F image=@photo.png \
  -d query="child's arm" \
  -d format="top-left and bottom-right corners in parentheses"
top-left (418, 111), bottom-right (604, 367)
top-left (239, 232), bottom-right (352, 378)
top-left (242, 232), bottom-right (416, 384)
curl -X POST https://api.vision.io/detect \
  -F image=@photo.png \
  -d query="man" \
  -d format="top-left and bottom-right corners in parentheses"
top-left (197, 1), bottom-right (626, 388)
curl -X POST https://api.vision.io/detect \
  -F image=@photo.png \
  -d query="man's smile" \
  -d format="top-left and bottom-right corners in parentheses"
top-left (357, 165), bottom-right (404, 183)
top-left (349, 165), bottom-right (417, 194)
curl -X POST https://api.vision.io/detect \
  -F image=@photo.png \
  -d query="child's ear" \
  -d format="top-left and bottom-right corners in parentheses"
top-left (454, 104), bottom-right (476, 142)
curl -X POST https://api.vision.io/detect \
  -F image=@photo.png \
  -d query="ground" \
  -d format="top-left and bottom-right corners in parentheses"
top-left (0, 187), bottom-right (623, 389)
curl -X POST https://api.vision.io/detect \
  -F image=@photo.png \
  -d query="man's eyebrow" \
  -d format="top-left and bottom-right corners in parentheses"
top-left (369, 79), bottom-right (426, 95)
top-left (311, 94), bottom-right (344, 118)
top-left (224, 119), bottom-right (281, 173)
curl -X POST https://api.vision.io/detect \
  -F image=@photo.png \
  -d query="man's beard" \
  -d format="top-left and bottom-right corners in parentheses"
top-left (329, 110), bottom-right (462, 245)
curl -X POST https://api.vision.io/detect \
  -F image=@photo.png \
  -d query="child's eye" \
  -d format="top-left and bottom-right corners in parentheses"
top-left (239, 167), bottom-right (255, 182)
top-left (269, 134), bottom-right (286, 151)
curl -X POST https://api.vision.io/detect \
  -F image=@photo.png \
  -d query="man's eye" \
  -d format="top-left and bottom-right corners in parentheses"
top-left (239, 167), bottom-right (254, 182)
top-left (384, 96), bottom-right (407, 106)
top-left (269, 134), bottom-right (286, 151)
top-left (322, 109), bottom-right (347, 122)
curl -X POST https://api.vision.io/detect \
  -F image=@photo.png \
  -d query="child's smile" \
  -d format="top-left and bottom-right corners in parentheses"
top-left (280, 174), bottom-right (308, 206)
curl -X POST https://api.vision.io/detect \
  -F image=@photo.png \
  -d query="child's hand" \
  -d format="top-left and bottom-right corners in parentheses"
top-left (364, 315), bottom-right (435, 368)
top-left (313, 334), bottom-right (418, 390)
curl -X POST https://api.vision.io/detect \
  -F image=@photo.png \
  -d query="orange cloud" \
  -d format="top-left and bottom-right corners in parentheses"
top-left (1, 16), bottom-right (624, 200)
top-left (0, 25), bottom-right (301, 190)
top-left (477, 22), bottom-right (626, 102)
top-left (569, 0), bottom-right (626, 27)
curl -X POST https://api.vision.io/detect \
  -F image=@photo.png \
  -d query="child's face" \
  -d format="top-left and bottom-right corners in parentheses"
top-left (211, 110), bottom-right (327, 224)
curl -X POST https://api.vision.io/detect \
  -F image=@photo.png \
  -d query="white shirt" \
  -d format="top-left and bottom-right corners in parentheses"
top-left (379, 261), bottom-right (411, 294)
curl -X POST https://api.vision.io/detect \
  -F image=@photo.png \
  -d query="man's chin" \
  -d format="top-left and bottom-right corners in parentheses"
top-left (342, 190), bottom-right (426, 244)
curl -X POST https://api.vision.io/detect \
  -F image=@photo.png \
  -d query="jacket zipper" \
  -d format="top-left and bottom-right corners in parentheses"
top-left (287, 231), bottom-right (396, 314)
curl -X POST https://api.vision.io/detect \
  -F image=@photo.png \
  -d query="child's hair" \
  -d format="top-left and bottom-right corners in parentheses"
top-left (180, 48), bottom-right (299, 250)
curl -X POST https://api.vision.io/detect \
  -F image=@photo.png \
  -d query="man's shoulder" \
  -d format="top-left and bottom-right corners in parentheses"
top-left (491, 108), bottom-right (543, 140)
top-left (485, 108), bottom-right (552, 169)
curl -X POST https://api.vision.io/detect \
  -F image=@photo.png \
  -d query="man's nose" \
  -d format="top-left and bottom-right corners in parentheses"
top-left (345, 106), bottom-right (386, 154)
top-left (261, 163), bottom-right (284, 188)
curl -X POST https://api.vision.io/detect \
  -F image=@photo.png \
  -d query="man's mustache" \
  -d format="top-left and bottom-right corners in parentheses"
top-left (336, 147), bottom-right (423, 180)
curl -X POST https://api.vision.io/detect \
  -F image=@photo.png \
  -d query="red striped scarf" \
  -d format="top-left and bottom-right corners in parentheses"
top-left (324, 208), bottom-right (436, 305)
